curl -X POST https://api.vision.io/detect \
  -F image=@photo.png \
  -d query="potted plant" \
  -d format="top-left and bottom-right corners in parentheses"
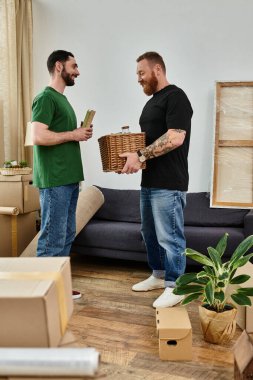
top-left (18, 160), bottom-right (28, 168)
top-left (173, 233), bottom-right (253, 344)
top-left (3, 161), bottom-right (12, 168)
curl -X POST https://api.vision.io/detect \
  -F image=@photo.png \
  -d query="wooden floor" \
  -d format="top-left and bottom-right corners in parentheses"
top-left (69, 254), bottom-right (241, 380)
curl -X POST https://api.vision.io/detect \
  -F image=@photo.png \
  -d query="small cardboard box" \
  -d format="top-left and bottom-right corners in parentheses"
top-left (156, 306), bottom-right (192, 361)
top-left (0, 212), bottom-right (37, 257)
top-left (0, 257), bottom-right (73, 347)
top-left (233, 261), bottom-right (253, 333)
top-left (0, 174), bottom-right (40, 213)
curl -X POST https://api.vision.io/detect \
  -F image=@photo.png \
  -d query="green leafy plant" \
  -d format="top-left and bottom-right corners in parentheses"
top-left (3, 161), bottom-right (12, 168)
top-left (173, 233), bottom-right (253, 313)
top-left (2, 160), bottom-right (29, 168)
top-left (19, 160), bottom-right (28, 168)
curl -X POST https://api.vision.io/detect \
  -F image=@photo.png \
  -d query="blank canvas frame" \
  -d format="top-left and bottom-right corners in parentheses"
top-left (211, 81), bottom-right (253, 209)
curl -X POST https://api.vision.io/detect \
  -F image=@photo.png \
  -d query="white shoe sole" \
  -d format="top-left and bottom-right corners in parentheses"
top-left (153, 295), bottom-right (184, 308)
top-left (132, 285), bottom-right (164, 292)
top-left (132, 282), bottom-right (164, 292)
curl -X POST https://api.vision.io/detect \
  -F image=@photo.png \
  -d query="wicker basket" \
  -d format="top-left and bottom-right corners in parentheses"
top-left (98, 132), bottom-right (146, 172)
top-left (0, 167), bottom-right (32, 176)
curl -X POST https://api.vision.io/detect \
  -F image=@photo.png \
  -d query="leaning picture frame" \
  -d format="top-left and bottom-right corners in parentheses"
top-left (210, 81), bottom-right (253, 209)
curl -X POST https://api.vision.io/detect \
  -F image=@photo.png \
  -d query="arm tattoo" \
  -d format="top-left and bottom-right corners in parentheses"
top-left (174, 129), bottom-right (184, 133)
top-left (141, 129), bottom-right (186, 160)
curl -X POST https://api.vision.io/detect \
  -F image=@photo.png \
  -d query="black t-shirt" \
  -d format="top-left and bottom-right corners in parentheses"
top-left (139, 84), bottom-right (193, 191)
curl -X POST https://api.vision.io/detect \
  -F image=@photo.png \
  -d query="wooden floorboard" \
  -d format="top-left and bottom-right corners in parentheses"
top-left (68, 254), bottom-right (240, 379)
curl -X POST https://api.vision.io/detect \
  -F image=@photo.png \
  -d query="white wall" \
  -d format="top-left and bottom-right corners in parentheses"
top-left (32, 0), bottom-right (253, 191)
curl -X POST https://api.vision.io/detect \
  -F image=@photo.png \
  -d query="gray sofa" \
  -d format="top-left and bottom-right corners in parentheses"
top-left (71, 186), bottom-right (253, 267)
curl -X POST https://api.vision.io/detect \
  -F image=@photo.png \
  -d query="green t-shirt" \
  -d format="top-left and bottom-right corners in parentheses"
top-left (32, 87), bottom-right (84, 188)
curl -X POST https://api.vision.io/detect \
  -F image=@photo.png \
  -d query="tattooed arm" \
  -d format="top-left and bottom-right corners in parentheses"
top-left (119, 129), bottom-right (186, 174)
top-left (139, 128), bottom-right (186, 160)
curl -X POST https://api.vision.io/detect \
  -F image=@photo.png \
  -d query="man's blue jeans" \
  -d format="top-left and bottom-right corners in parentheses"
top-left (37, 183), bottom-right (79, 257)
top-left (140, 187), bottom-right (187, 287)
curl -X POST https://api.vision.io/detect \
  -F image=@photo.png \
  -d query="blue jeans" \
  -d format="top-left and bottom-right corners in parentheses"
top-left (37, 183), bottom-right (79, 257)
top-left (140, 187), bottom-right (187, 287)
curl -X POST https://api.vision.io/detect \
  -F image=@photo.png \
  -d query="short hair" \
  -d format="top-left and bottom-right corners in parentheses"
top-left (136, 51), bottom-right (166, 73)
top-left (47, 50), bottom-right (74, 74)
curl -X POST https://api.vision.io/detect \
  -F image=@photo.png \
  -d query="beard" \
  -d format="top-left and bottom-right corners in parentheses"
top-left (140, 71), bottom-right (158, 95)
top-left (61, 67), bottom-right (75, 86)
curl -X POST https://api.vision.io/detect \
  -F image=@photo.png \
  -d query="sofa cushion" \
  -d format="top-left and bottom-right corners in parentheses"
top-left (185, 225), bottom-right (245, 258)
top-left (184, 192), bottom-right (248, 227)
top-left (94, 187), bottom-right (248, 227)
top-left (94, 187), bottom-right (141, 223)
top-left (74, 219), bottom-right (146, 252)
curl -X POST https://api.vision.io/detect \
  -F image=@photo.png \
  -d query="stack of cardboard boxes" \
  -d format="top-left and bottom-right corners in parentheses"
top-left (0, 257), bottom-right (100, 379)
top-left (0, 174), bottom-right (40, 257)
top-left (0, 177), bottom-right (102, 378)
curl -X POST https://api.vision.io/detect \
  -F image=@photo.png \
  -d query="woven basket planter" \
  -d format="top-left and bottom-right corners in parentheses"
top-left (98, 132), bottom-right (146, 172)
top-left (0, 167), bottom-right (32, 176)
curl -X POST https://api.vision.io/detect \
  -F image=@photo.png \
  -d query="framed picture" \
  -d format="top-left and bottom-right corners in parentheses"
top-left (211, 81), bottom-right (253, 208)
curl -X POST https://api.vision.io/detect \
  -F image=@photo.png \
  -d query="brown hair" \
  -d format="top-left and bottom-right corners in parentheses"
top-left (136, 51), bottom-right (166, 73)
top-left (47, 50), bottom-right (74, 74)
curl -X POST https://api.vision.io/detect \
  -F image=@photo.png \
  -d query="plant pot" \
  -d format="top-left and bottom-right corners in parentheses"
top-left (198, 305), bottom-right (237, 345)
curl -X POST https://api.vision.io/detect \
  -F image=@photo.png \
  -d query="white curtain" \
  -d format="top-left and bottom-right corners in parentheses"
top-left (0, 0), bottom-right (33, 166)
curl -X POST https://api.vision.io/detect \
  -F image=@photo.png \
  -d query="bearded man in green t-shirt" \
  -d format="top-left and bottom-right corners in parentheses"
top-left (32, 50), bottom-right (92, 297)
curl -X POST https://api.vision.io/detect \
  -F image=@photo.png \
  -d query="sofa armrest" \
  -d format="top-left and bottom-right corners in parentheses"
top-left (244, 210), bottom-right (253, 237)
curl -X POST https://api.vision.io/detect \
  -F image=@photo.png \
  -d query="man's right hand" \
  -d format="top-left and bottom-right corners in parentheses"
top-left (119, 152), bottom-right (142, 174)
top-left (72, 126), bottom-right (93, 141)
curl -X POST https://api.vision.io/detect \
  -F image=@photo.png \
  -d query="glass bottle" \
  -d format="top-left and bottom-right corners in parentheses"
top-left (121, 125), bottom-right (130, 133)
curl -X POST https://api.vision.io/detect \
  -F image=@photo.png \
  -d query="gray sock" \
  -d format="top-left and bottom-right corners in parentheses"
top-left (153, 270), bottom-right (165, 279)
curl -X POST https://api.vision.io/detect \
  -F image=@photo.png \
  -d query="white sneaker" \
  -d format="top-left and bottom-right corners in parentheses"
top-left (132, 275), bottom-right (164, 292)
top-left (72, 290), bottom-right (82, 300)
top-left (153, 287), bottom-right (184, 308)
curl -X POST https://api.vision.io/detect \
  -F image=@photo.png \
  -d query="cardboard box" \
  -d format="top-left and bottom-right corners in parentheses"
top-left (0, 174), bottom-right (40, 213)
top-left (156, 306), bottom-right (192, 361)
top-left (233, 330), bottom-right (253, 379)
top-left (58, 329), bottom-right (79, 348)
top-left (0, 212), bottom-right (37, 257)
top-left (0, 257), bottom-right (73, 347)
top-left (233, 261), bottom-right (253, 333)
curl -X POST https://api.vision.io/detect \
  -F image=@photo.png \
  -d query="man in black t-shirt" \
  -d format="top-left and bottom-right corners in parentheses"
top-left (120, 52), bottom-right (193, 308)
